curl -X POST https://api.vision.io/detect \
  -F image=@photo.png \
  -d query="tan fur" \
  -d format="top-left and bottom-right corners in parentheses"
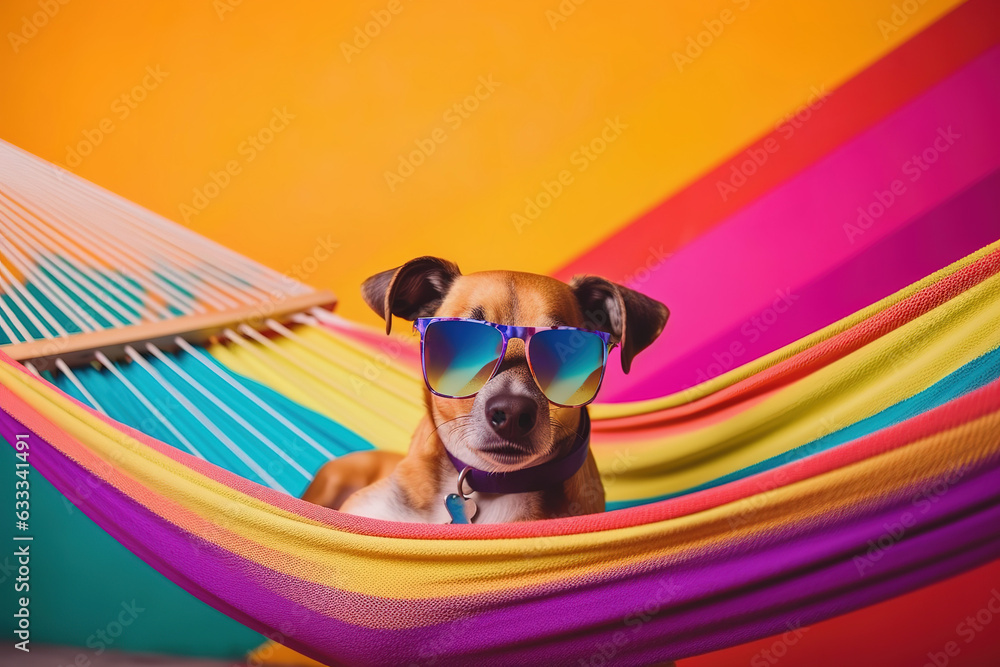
top-left (301, 450), bottom-right (402, 510)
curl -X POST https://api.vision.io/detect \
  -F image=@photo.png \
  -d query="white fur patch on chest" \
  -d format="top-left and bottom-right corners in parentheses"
top-left (465, 491), bottom-right (538, 524)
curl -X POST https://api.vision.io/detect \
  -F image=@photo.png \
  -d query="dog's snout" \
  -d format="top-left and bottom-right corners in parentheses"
top-left (485, 394), bottom-right (537, 440)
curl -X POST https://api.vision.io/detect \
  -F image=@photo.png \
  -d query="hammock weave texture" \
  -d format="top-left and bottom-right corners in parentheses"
top-left (2, 240), bottom-right (999, 666)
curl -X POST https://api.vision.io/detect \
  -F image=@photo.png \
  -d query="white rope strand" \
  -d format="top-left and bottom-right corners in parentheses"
top-left (145, 343), bottom-right (312, 480)
top-left (0, 213), bottom-right (129, 327)
top-left (285, 313), bottom-right (420, 400)
top-left (123, 345), bottom-right (289, 493)
top-left (0, 228), bottom-right (100, 332)
top-left (3, 147), bottom-right (306, 298)
top-left (95, 351), bottom-right (205, 459)
top-left (0, 187), bottom-right (201, 317)
top-left (25, 188), bottom-right (235, 311)
top-left (174, 336), bottom-right (335, 459)
top-left (55, 358), bottom-right (109, 416)
top-left (0, 242), bottom-right (69, 337)
top-left (0, 190), bottom-right (160, 321)
top-left (0, 278), bottom-right (31, 342)
top-left (0, 140), bottom-right (325, 355)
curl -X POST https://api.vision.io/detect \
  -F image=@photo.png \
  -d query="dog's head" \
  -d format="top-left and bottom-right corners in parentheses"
top-left (361, 256), bottom-right (669, 473)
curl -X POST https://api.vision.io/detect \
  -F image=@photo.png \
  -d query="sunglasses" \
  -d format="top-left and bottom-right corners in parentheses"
top-left (413, 317), bottom-right (615, 407)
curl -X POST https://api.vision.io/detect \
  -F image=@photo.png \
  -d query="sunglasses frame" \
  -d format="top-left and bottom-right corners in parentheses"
top-left (413, 317), bottom-right (615, 407)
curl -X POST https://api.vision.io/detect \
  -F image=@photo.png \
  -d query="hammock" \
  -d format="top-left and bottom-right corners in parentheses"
top-left (1, 131), bottom-right (999, 665)
top-left (2, 255), bottom-right (998, 665)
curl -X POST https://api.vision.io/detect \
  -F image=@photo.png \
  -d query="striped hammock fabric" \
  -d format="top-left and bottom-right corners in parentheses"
top-left (2, 239), bottom-right (998, 665)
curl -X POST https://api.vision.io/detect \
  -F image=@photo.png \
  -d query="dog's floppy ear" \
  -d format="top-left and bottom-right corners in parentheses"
top-left (361, 256), bottom-right (461, 334)
top-left (570, 276), bottom-right (669, 374)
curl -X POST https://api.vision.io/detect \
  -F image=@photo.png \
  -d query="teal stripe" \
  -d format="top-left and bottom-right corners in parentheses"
top-left (49, 348), bottom-right (373, 496)
top-left (608, 344), bottom-right (1000, 510)
top-left (0, 266), bottom-right (194, 345)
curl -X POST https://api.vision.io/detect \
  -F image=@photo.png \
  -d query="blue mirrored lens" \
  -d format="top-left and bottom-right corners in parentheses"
top-left (528, 329), bottom-right (606, 406)
top-left (423, 320), bottom-right (503, 397)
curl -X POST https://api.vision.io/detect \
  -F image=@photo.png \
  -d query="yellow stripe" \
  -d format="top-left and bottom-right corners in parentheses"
top-left (207, 326), bottom-right (420, 449)
top-left (596, 268), bottom-right (1000, 500)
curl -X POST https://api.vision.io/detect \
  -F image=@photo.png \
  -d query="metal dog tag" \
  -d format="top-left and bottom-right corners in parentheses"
top-left (446, 467), bottom-right (478, 523)
top-left (445, 493), bottom-right (478, 524)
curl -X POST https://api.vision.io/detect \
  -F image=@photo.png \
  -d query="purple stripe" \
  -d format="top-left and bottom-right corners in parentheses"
top-left (3, 405), bottom-right (999, 666)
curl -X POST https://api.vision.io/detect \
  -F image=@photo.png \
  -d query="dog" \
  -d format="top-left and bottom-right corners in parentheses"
top-left (302, 256), bottom-right (669, 524)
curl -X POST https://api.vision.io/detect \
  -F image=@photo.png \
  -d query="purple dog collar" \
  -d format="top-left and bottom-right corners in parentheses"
top-left (445, 409), bottom-right (592, 495)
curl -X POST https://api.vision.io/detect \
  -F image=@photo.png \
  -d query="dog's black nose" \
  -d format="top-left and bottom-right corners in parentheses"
top-left (485, 395), bottom-right (537, 440)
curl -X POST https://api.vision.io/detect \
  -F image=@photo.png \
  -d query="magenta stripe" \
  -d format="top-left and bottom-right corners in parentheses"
top-left (4, 402), bottom-right (999, 665)
top-left (619, 167), bottom-right (1000, 399)
top-left (598, 46), bottom-right (1000, 400)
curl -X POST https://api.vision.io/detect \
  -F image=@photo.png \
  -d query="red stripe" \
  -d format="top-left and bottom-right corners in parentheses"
top-left (554, 0), bottom-right (1000, 281)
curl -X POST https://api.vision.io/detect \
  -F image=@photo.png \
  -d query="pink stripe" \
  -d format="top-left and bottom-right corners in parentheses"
top-left (600, 46), bottom-right (1000, 400)
top-left (618, 170), bottom-right (998, 399)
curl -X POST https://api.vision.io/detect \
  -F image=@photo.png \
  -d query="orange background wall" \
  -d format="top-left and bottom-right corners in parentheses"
top-left (0, 0), bottom-right (961, 323)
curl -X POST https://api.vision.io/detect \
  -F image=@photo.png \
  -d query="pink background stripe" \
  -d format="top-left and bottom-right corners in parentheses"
top-left (597, 46), bottom-right (1000, 401)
